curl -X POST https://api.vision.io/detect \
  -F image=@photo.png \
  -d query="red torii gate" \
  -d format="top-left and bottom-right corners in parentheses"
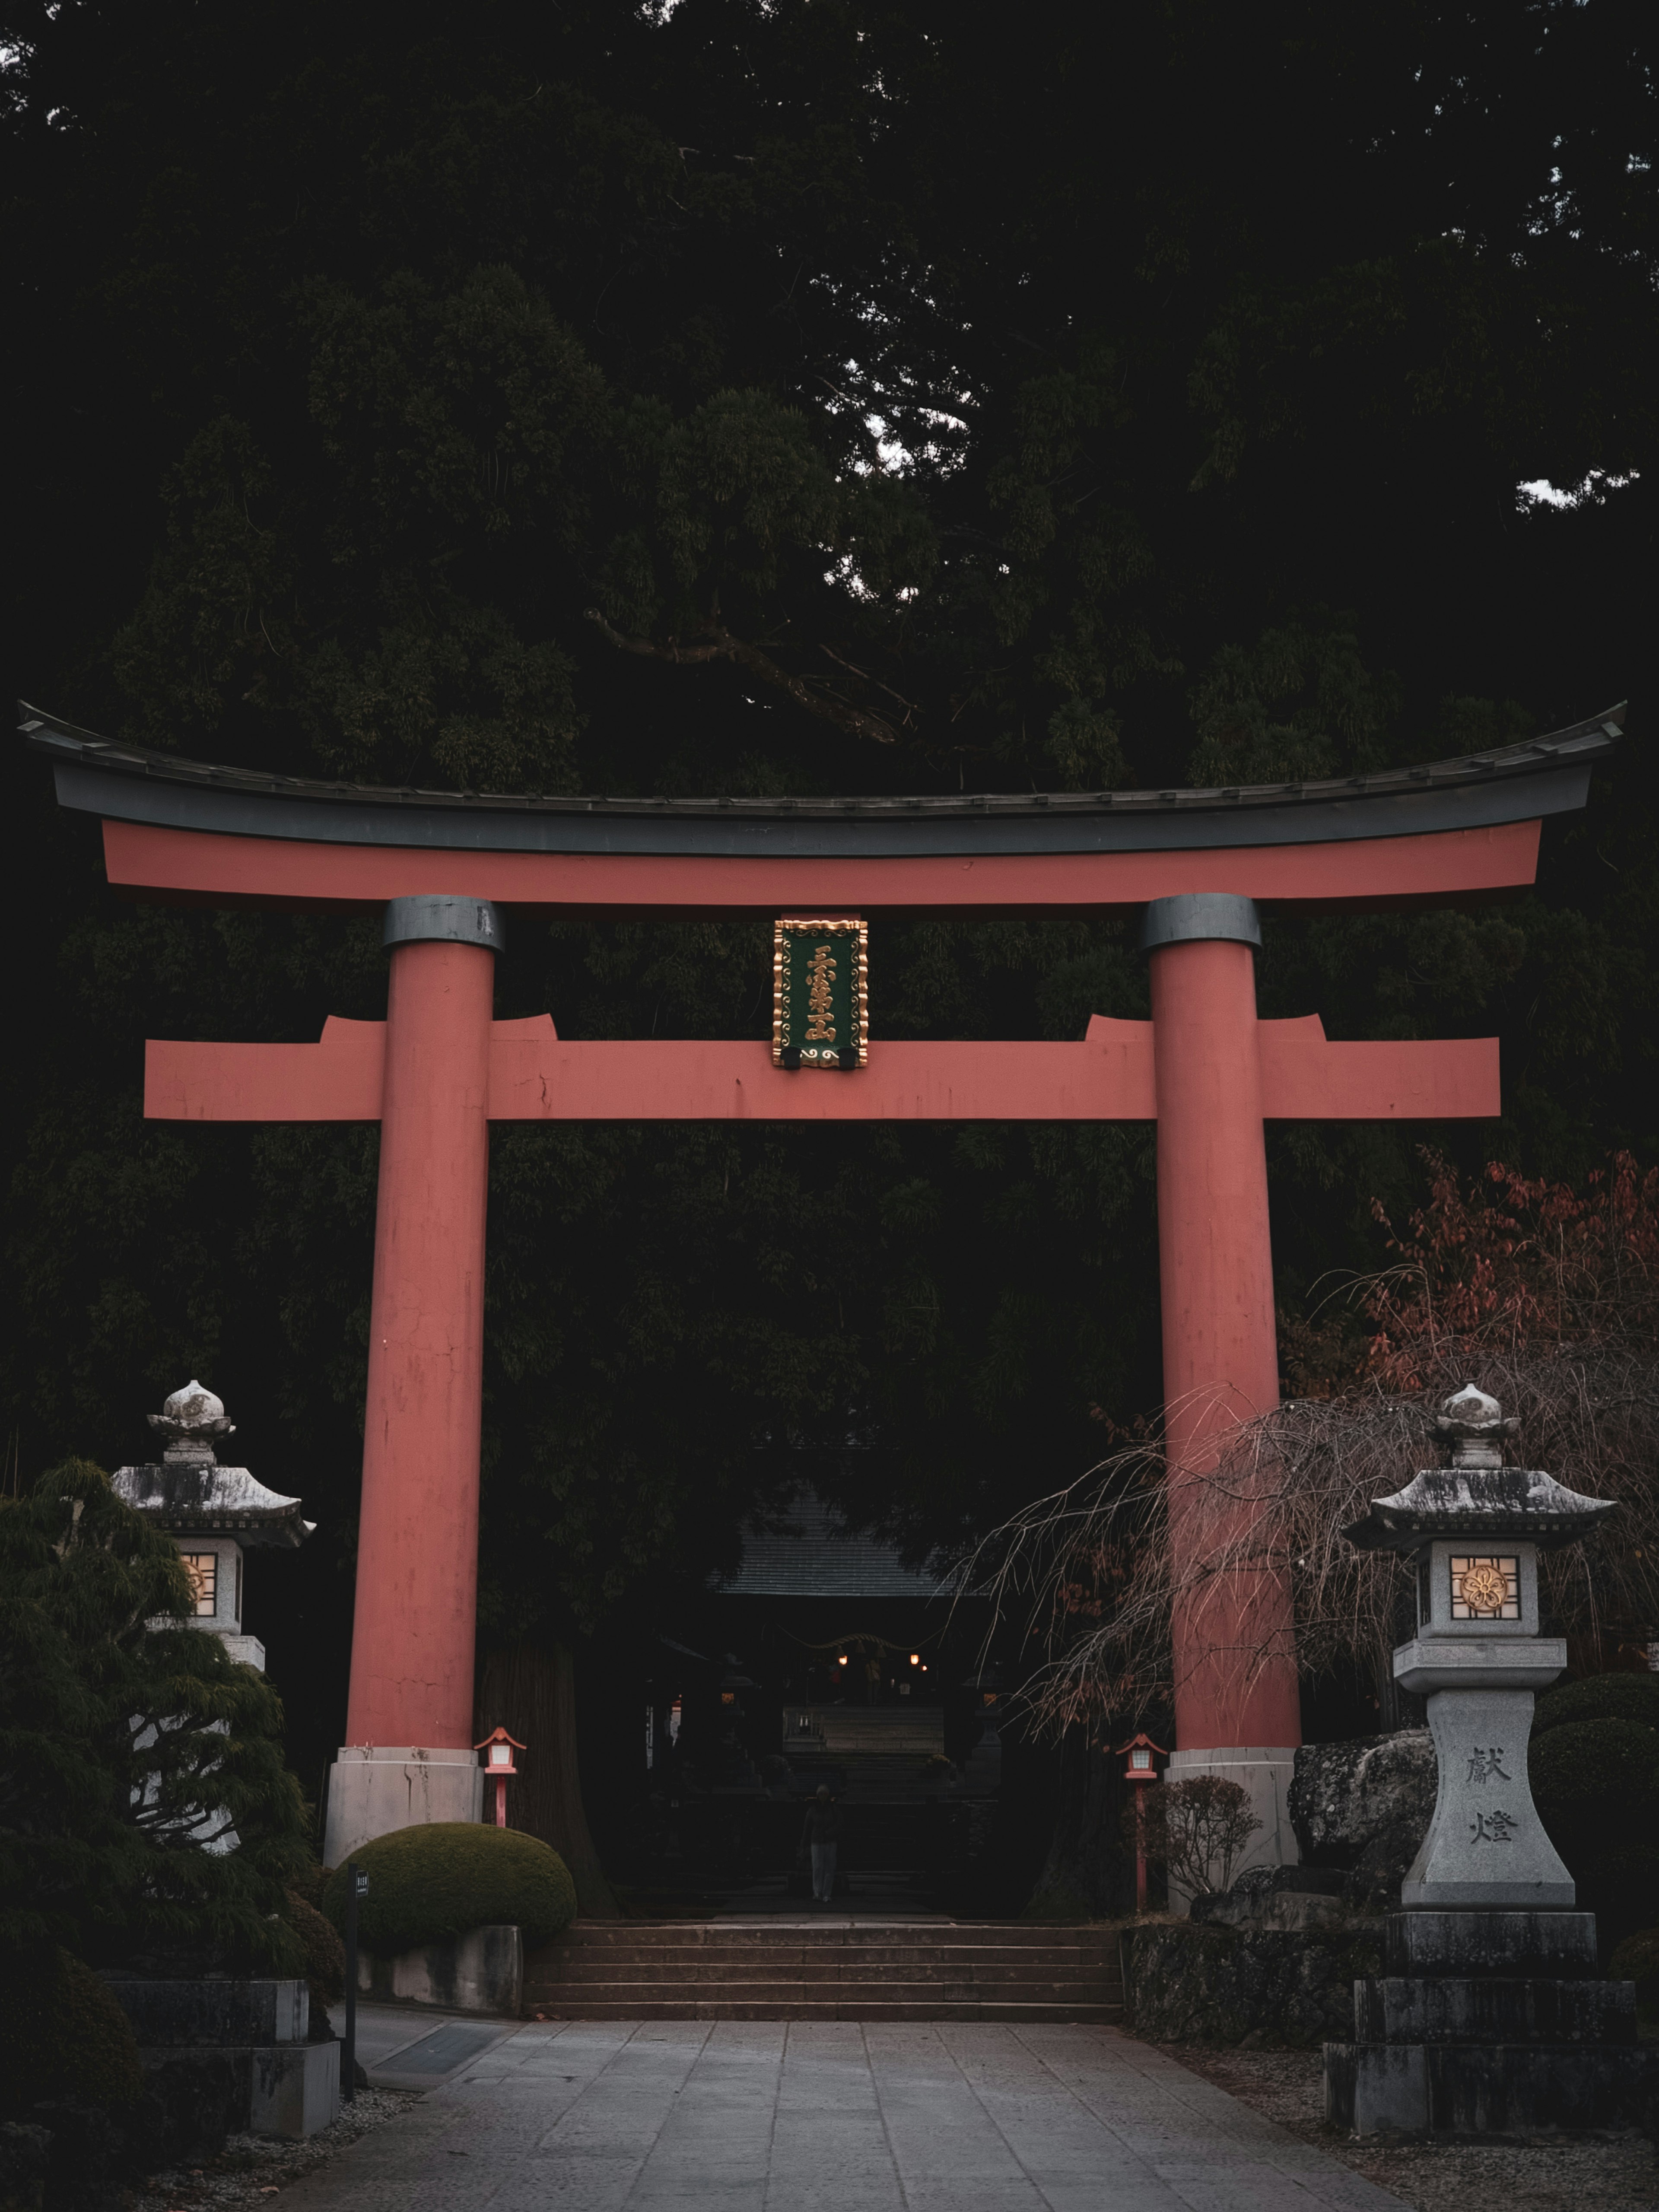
top-left (23, 701), bottom-right (1623, 1867)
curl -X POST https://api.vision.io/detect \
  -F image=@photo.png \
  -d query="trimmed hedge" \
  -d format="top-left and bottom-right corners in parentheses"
top-left (0, 1945), bottom-right (143, 2117)
top-left (1529, 1710), bottom-right (1659, 1952)
top-left (1532, 1672), bottom-right (1659, 1739)
top-left (321, 1824), bottom-right (576, 1955)
top-left (1530, 1716), bottom-right (1659, 1826)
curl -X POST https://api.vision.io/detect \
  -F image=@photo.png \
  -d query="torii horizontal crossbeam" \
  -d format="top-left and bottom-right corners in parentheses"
top-left (146, 1012), bottom-right (1498, 1124)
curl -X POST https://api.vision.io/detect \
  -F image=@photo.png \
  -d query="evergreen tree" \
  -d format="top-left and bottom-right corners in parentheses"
top-left (0, 1459), bottom-right (308, 1969)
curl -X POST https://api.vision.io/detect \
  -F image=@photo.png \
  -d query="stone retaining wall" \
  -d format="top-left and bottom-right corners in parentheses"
top-left (1122, 1917), bottom-right (1383, 2047)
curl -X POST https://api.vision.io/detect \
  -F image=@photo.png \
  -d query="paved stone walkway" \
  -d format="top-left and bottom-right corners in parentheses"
top-left (295, 2015), bottom-right (1411, 2212)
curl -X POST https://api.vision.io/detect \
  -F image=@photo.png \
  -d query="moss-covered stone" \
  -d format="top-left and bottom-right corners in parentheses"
top-left (0, 1948), bottom-right (143, 2118)
top-left (1122, 1918), bottom-right (1381, 2047)
top-left (321, 1823), bottom-right (575, 1955)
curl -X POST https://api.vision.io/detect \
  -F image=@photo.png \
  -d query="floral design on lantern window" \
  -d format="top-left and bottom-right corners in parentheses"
top-left (180, 1552), bottom-right (218, 1617)
top-left (1450, 1555), bottom-right (1519, 1621)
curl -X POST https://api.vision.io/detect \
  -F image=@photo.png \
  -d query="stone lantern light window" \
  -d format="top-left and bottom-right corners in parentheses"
top-left (1449, 1555), bottom-right (1520, 1620)
top-left (180, 1552), bottom-right (218, 1616)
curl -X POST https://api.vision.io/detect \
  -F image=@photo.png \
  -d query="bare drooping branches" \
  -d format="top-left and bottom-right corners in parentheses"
top-left (966, 1151), bottom-right (1659, 1739)
top-left (968, 1348), bottom-right (1659, 1739)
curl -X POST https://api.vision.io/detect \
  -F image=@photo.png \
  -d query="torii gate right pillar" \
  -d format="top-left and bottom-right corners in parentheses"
top-left (1146, 892), bottom-right (1303, 1868)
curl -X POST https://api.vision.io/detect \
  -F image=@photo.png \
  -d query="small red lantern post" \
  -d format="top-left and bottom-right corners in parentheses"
top-left (1117, 1733), bottom-right (1168, 1913)
top-left (475, 1726), bottom-right (526, 1827)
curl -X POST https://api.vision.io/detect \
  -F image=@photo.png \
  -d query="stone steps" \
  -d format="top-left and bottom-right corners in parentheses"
top-left (548, 1959), bottom-right (1111, 1982)
top-left (524, 1920), bottom-right (1123, 2024)
top-left (529, 1999), bottom-right (1123, 2022)
top-left (554, 1922), bottom-right (1106, 1949)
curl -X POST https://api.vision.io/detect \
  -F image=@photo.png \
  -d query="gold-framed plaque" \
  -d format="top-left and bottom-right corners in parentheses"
top-left (772, 917), bottom-right (869, 1068)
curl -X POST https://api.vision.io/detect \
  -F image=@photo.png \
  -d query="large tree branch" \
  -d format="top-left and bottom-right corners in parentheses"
top-left (585, 608), bottom-right (899, 745)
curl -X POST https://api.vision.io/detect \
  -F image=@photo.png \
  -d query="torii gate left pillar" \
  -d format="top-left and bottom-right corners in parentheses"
top-left (331, 896), bottom-right (502, 1848)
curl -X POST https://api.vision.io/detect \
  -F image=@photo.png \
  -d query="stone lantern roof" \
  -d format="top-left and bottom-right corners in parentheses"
top-left (1341, 1384), bottom-right (1616, 1553)
top-left (112, 1381), bottom-right (314, 1548)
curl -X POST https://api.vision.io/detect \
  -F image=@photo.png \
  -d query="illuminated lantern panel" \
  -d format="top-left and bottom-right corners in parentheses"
top-left (180, 1553), bottom-right (218, 1616)
top-left (1450, 1555), bottom-right (1520, 1621)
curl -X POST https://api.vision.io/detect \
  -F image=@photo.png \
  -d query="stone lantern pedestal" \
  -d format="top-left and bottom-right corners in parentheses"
top-left (1324, 1387), bottom-right (1659, 2137)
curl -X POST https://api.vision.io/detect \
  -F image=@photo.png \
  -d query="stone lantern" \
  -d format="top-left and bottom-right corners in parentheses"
top-left (113, 1382), bottom-right (313, 1669)
top-left (1325, 1384), bottom-right (1657, 2137)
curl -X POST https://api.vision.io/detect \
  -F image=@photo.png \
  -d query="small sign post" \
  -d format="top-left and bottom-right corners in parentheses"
top-left (772, 918), bottom-right (868, 1069)
top-left (342, 1862), bottom-right (368, 2101)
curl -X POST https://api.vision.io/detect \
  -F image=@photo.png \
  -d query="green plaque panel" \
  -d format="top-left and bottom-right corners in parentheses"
top-left (772, 917), bottom-right (869, 1068)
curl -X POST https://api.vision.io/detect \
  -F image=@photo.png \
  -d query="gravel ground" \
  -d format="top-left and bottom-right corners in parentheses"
top-left (1157, 2044), bottom-right (1659, 2212)
top-left (132, 2088), bottom-right (419, 2212)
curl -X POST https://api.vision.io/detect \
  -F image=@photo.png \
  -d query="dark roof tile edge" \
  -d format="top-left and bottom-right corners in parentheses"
top-left (18, 701), bottom-right (1625, 823)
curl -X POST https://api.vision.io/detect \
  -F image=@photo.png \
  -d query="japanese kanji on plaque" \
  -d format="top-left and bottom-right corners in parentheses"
top-left (772, 917), bottom-right (869, 1069)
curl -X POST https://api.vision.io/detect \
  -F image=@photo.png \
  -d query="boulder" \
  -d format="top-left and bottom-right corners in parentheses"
top-left (1190, 1865), bottom-right (1352, 1932)
top-left (1289, 1732), bottom-right (1435, 1911)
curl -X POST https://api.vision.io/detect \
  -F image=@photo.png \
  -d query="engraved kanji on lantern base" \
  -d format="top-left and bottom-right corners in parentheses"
top-left (1324, 1386), bottom-right (1658, 2139)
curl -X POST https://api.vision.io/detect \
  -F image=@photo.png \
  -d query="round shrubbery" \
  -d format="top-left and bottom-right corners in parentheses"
top-left (0, 1945), bottom-right (144, 2116)
top-left (321, 1824), bottom-right (576, 1955)
top-left (1530, 1715), bottom-right (1659, 1826)
top-left (1530, 1708), bottom-right (1659, 1952)
top-left (1532, 1672), bottom-right (1659, 1739)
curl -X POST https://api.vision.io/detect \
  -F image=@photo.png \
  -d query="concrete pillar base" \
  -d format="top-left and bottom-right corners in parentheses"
top-left (1166, 1745), bottom-right (1299, 1908)
top-left (322, 1746), bottom-right (482, 1866)
top-left (357, 1925), bottom-right (523, 2018)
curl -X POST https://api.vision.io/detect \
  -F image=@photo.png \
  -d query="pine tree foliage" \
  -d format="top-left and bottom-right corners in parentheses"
top-left (0, 1459), bottom-right (308, 1969)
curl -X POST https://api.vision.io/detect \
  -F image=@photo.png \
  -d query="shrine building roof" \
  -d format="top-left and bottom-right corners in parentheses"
top-left (20, 700), bottom-right (1624, 862)
top-left (720, 1490), bottom-right (947, 1598)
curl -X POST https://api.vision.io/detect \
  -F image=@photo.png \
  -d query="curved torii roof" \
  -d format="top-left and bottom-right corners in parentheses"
top-left (21, 699), bottom-right (1621, 858)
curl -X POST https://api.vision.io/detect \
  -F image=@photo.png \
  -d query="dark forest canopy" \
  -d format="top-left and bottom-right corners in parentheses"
top-left (1, 1), bottom-right (1656, 1771)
